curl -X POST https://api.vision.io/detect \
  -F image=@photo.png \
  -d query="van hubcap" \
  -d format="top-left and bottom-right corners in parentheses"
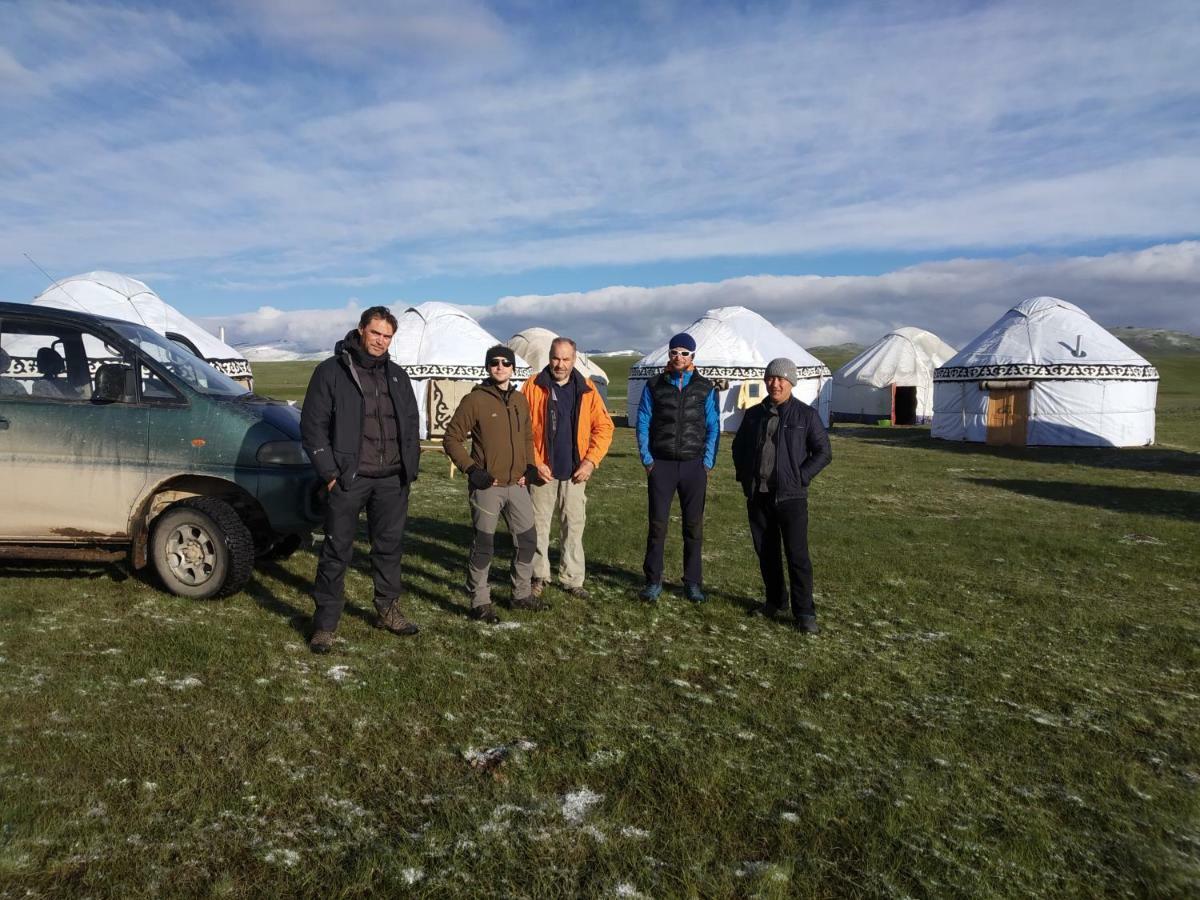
top-left (165, 524), bottom-right (217, 586)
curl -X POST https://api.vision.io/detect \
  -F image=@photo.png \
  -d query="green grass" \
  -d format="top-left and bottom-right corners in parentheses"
top-left (1, 356), bottom-right (1197, 897)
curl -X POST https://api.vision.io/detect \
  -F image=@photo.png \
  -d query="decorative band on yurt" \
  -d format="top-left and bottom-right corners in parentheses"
top-left (403, 363), bottom-right (533, 380)
top-left (629, 364), bottom-right (831, 380)
top-left (934, 363), bottom-right (1158, 382)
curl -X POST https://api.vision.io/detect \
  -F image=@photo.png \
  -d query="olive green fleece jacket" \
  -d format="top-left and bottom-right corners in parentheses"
top-left (442, 380), bottom-right (535, 486)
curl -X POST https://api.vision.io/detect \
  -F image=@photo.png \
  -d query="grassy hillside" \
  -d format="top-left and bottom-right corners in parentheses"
top-left (1, 357), bottom-right (1197, 897)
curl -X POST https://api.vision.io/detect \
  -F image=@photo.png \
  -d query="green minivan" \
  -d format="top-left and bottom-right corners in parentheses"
top-left (0, 301), bottom-right (321, 598)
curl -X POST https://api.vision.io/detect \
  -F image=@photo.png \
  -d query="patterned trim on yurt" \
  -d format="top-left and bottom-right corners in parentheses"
top-left (629, 364), bottom-right (830, 380)
top-left (403, 363), bottom-right (532, 380)
top-left (933, 363), bottom-right (1158, 382)
top-left (210, 358), bottom-right (254, 380)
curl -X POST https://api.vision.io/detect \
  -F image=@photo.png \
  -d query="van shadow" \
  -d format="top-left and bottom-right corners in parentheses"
top-left (967, 478), bottom-right (1200, 521)
top-left (0, 560), bottom-right (130, 585)
top-left (837, 425), bottom-right (1200, 478)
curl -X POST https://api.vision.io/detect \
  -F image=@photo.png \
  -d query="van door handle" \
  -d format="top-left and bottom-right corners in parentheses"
top-left (0, 417), bottom-right (8, 430)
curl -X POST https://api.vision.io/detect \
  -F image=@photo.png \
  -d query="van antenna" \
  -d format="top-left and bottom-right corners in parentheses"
top-left (23, 253), bottom-right (85, 312)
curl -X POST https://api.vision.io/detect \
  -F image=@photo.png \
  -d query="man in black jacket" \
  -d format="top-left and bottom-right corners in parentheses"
top-left (731, 358), bottom-right (832, 633)
top-left (300, 306), bottom-right (422, 653)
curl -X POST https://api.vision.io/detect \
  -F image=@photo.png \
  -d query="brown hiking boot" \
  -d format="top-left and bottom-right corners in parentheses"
top-left (530, 577), bottom-right (546, 598)
top-left (562, 585), bottom-right (590, 600)
top-left (511, 594), bottom-right (548, 611)
top-left (376, 603), bottom-right (419, 636)
top-left (309, 629), bottom-right (335, 654)
top-left (470, 603), bottom-right (500, 624)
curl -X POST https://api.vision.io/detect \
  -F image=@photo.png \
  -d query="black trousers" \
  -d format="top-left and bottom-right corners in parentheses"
top-left (746, 492), bottom-right (815, 618)
top-left (643, 457), bottom-right (707, 586)
top-left (313, 475), bottom-right (410, 631)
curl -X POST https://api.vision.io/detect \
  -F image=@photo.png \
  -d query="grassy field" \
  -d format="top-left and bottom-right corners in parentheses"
top-left (1, 354), bottom-right (1197, 897)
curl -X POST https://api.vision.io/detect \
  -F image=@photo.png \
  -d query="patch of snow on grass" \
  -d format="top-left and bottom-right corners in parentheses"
top-left (264, 848), bottom-right (300, 867)
top-left (562, 787), bottom-right (604, 824)
top-left (402, 867), bottom-right (424, 885)
top-left (170, 676), bottom-right (203, 690)
top-left (325, 665), bottom-right (352, 682)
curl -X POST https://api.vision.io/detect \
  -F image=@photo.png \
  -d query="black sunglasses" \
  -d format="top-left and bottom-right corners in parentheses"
top-left (488, 358), bottom-right (513, 368)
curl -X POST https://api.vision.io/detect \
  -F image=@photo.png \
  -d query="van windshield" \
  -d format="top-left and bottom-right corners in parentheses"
top-left (111, 322), bottom-right (249, 398)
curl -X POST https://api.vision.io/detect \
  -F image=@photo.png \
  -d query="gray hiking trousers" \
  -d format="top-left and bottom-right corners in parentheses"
top-left (467, 483), bottom-right (537, 607)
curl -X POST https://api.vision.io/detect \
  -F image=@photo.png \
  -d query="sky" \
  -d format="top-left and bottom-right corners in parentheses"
top-left (2, 0), bottom-right (1198, 353)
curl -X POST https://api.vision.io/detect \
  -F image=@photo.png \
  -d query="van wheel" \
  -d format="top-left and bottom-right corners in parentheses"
top-left (151, 497), bottom-right (254, 599)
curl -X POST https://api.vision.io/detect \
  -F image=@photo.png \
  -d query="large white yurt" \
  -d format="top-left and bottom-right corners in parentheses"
top-left (628, 306), bottom-right (831, 431)
top-left (31, 271), bottom-right (254, 388)
top-left (390, 302), bottom-right (531, 439)
top-left (932, 297), bottom-right (1158, 447)
top-left (832, 326), bottom-right (957, 425)
top-left (508, 326), bottom-right (610, 402)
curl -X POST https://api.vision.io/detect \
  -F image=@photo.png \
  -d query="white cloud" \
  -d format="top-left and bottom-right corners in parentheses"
top-left (203, 242), bottom-right (1200, 355)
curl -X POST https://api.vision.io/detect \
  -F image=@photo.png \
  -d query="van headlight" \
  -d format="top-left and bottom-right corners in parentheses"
top-left (257, 441), bottom-right (310, 466)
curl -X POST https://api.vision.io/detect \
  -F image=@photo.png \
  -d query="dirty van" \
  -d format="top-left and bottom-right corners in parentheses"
top-left (0, 302), bottom-right (321, 598)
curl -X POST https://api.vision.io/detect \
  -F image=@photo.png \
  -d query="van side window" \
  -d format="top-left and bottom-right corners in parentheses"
top-left (0, 322), bottom-right (92, 401)
top-left (140, 362), bottom-right (183, 402)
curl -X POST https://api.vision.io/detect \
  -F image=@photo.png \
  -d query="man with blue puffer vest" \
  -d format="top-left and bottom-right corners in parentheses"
top-left (731, 357), bottom-right (832, 633)
top-left (635, 331), bottom-right (720, 604)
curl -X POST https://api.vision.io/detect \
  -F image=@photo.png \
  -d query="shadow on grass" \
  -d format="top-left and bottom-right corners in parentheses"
top-left (836, 424), bottom-right (1200, 477)
top-left (967, 478), bottom-right (1200, 521)
top-left (0, 560), bottom-right (131, 584)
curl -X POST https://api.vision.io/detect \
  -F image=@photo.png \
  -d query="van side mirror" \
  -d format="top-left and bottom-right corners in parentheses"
top-left (93, 363), bottom-right (133, 403)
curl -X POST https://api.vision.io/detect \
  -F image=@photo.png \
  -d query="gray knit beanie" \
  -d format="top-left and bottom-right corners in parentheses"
top-left (764, 357), bottom-right (798, 386)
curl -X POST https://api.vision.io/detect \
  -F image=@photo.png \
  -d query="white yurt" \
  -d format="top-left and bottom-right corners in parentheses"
top-left (832, 327), bottom-right (957, 425)
top-left (628, 306), bottom-right (831, 431)
top-left (932, 297), bottom-right (1158, 447)
top-left (31, 271), bottom-right (254, 388)
top-left (390, 302), bottom-right (531, 439)
top-left (508, 326), bottom-right (610, 402)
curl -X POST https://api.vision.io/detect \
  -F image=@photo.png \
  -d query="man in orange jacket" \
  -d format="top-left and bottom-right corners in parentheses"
top-left (523, 336), bottom-right (614, 599)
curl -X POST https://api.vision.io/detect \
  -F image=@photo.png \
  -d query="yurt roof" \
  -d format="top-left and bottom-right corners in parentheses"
top-left (31, 271), bottom-right (245, 362)
top-left (835, 326), bottom-right (957, 388)
top-left (390, 301), bottom-right (530, 378)
top-left (508, 326), bottom-right (609, 383)
top-left (935, 296), bottom-right (1156, 382)
top-left (631, 307), bottom-right (829, 378)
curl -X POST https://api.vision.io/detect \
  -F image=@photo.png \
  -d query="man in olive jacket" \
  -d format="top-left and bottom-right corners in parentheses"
top-left (731, 357), bottom-right (832, 633)
top-left (443, 344), bottom-right (542, 624)
top-left (300, 306), bottom-right (421, 653)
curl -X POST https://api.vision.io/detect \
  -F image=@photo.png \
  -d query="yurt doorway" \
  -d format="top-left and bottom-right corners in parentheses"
top-left (984, 384), bottom-right (1029, 446)
top-left (891, 385), bottom-right (918, 425)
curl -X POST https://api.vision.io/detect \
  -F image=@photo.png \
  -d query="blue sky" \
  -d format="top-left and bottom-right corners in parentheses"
top-left (1, 0), bottom-right (1198, 350)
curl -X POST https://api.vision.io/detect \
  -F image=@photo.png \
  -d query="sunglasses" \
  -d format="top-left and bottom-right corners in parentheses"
top-left (488, 358), bottom-right (513, 368)
top-left (668, 348), bottom-right (693, 358)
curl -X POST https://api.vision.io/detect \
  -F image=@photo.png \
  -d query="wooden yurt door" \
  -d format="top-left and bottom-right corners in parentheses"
top-left (985, 388), bottom-right (1028, 446)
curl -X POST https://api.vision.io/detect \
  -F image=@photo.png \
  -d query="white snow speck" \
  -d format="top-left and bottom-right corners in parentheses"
top-left (325, 665), bottom-right (352, 682)
top-left (562, 787), bottom-right (604, 824)
top-left (402, 867), bottom-right (424, 885)
top-left (780, 812), bottom-right (799, 823)
top-left (171, 676), bottom-right (202, 690)
top-left (264, 848), bottom-right (300, 867)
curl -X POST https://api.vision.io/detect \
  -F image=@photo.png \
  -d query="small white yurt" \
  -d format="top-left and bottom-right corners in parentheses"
top-left (833, 327), bottom-right (957, 425)
top-left (932, 297), bottom-right (1158, 447)
top-left (628, 306), bottom-right (831, 431)
top-left (508, 326), bottom-right (610, 402)
top-left (390, 302), bottom-right (531, 439)
top-left (31, 271), bottom-right (254, 387)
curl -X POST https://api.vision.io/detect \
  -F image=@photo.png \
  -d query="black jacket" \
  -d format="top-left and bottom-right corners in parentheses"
top-left (300, 333), bottom-right (420, 489)
top-left (648, 371), bottom-right (714, 461)
top-left (731, 396), bottom-right (831, 501)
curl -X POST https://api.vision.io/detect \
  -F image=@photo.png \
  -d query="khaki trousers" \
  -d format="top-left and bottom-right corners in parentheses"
top-left (467, 484), bottom-right (537, 607)
top-left (530, 477), bottom-right (588, 589)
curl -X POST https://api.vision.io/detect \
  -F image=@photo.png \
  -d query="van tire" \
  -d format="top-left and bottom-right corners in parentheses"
top-left (151, 497), bottom-right (255, 599)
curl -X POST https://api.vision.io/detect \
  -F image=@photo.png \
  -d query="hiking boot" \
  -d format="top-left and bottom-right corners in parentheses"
top-left (376, 603), bottom-right (420, 636)
top-left (794, 615), bottom-right (821, 635)
top-left (470, 603), bottom-right (500, 624)
top-left (309, 629), bottom-right (335, 654)
top-left (748, 602), bottom-right (783, 619)
top-left (638, 582), bottom-right (663, 603)
top-left (511, 594), bottom-right (548, 611)
top-left (530, 577), bottom-right (546, 598)
top-left (561, 585), bottom-right (591, 600)
top-left (684, 583), bottom-right (707, 603)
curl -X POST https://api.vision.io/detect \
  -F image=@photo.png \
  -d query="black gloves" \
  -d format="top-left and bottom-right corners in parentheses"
top-left (466, 466), bottom-right (494, 490)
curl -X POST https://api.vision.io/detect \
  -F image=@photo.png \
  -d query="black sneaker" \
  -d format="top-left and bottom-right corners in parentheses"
top-left (511, 594), bottom-right (548, 611)
top-left (684, 583), bottom-right (707, 603)
top-left (470, 603), bottom-right (500, 624)
top-left (794, 615), bottom-right (821, 635)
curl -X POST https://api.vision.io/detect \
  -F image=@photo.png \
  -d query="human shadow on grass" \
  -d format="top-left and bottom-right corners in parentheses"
top-left (837, 424), bottom-right (1200, 478)
top-left (967, 478), bottom-right (1200, 521)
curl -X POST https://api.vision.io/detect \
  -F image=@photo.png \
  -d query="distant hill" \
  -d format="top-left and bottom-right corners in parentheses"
top-left (809, 343), bottom-right (865, 359)
top-left (1107, 327), bottom-right (1200, 354)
